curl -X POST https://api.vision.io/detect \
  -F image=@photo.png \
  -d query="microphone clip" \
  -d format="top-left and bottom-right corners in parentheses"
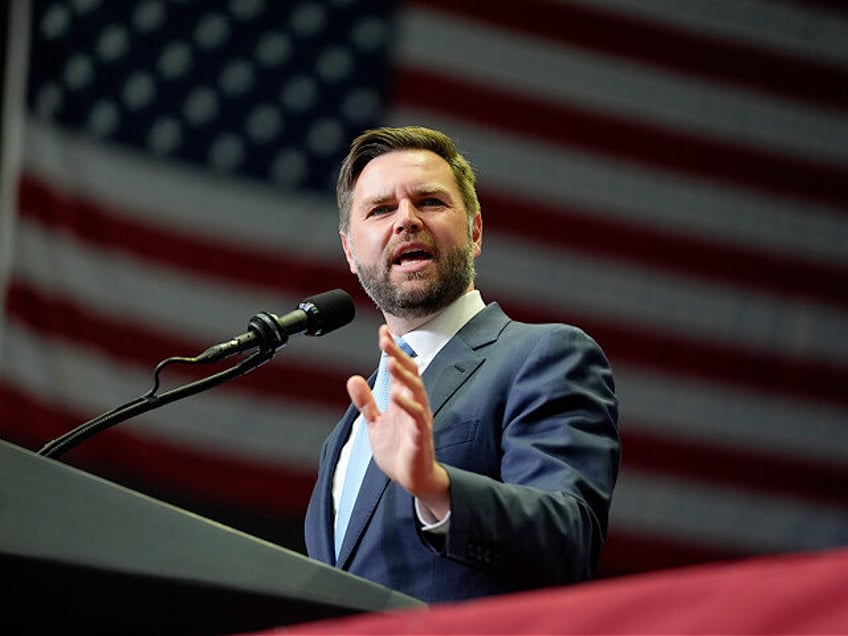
top-left (248, 310), bottom-right (289, 353)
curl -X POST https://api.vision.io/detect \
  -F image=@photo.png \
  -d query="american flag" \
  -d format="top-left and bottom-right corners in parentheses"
top-left (1, 0), bottom-right (847, 578)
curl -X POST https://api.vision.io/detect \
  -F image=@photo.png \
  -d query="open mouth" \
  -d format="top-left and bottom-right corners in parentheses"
top-left (392, 247), bottom-right (434, 266)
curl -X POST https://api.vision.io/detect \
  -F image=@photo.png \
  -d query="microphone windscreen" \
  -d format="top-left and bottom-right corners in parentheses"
top-left (300, 289), bottom-right (355, 336)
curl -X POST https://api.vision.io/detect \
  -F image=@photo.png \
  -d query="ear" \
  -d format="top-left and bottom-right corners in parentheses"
top-left (339, 231), bottom-right (358, 274)
top-left (471, 212), bottom-right (483, 257)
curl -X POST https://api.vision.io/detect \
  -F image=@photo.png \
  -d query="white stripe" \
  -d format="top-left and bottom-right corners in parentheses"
top-left (558, 0), bottom-right (848, 65)
top-left (612, 470), bottom-right (848, 552)
top-left (479, 232), bottom-right (848, 365)
top-left (398, 7), bottom-right (848, 163)
top-left (615, 365), bottom-right (848, 465)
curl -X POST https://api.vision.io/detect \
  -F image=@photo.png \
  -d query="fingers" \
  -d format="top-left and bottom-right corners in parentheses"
top-left (386, 357), bottom-right (426, 405)
top-left (347, 375), bottom-right (379, 421)
top-left (346, 358), bottom-right (426, 424)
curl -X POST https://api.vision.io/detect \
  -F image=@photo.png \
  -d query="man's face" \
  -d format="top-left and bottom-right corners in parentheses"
top-left (340, 149), bottom-right (482, 320)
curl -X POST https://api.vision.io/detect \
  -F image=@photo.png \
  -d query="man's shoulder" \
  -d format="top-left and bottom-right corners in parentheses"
top-left (474, 303), bottom-right (590, 338)
top-left (460, 303), bottom-right (599, 355)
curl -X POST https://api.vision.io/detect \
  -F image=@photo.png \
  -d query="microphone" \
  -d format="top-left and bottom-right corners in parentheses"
top-left (196, 289), bottom-right (355, 363)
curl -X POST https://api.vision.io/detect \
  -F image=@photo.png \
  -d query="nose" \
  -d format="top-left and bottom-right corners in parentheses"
top-left (394, 200), bottom-right (421, 233)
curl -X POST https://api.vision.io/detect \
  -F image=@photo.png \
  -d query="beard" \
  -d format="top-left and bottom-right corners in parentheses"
top-left (353, 238), bottom-right (476, 320)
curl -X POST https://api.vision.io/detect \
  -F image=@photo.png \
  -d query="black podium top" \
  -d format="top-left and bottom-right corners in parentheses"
top-left (0, 439), bottom-right (424, 634)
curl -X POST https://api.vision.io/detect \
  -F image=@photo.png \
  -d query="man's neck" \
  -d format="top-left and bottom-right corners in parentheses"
top-left (384, 309), bottom-right (447, 337)
top-left (383, 287), bottom-right (476, 336)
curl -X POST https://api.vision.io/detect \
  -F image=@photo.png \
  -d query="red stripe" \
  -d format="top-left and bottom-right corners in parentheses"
top-left (505, 301), bottom-right (848, 411)
top-left (15, 176), bottom-right (848, 409)
top-left (16, 174), bottom-right (356, 303)
top-left (411, 0), bottom-right (848, 111)
top-left (0, 384), bottom-right (315, 514)
top-left (393, 66), bottom-right (848, 210)
top-left (483, 190), bottom-right (848, 311)
top-left (599, 529), bottom-right (751, 576)
top-left (621, 427), bottom-right (848, 509)
top-left (782, 1), bottom-right (848, 16)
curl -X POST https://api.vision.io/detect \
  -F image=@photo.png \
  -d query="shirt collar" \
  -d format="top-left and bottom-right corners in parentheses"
top-left (400, 290), bottom-right (486, 373)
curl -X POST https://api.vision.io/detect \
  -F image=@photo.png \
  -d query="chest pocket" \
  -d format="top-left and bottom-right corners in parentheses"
top-left (433, 418), bottom-right (479, 450)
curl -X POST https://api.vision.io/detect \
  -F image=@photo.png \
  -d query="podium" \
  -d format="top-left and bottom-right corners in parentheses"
top-left (0, 440), bottom-right (424, 634)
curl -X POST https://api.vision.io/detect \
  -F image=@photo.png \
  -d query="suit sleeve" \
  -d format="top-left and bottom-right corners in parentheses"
top-left (437, 324), bottom-right (620, 586)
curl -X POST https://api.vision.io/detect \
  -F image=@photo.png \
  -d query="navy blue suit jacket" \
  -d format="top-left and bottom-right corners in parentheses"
top-left (304, 303), bottom-right (620, 603)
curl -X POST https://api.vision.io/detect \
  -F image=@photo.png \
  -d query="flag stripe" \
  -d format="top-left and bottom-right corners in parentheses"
top-left (513, 303), bottom-right (848, 410)
top-left (481, 191), bottom-right (848, 310)
top-left (0, 384), bottom-right (315, 512)
top-left (600, 530), bottom-right (750, 574)
top-left (614, 367), bottom-right (848, 466)
top-left (568, 0), bottom-right (848, 65)
top-left (410, 0), bottom-right (848, 110)
top-left (611, 470), bottom-right (848, 553)
top-left (621, 427), bottom-right (848, 508)
top-left (17, 173), bottom-right (345, 302)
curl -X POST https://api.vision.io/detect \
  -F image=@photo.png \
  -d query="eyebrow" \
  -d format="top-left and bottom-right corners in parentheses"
top-left (359, 185), bottom-right (453, 209)
top-left (414, 185), bottom-right (453, 199)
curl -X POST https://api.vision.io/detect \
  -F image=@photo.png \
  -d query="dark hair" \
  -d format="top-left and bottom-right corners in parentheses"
top-left (336, 126), bottom-right (480, 233)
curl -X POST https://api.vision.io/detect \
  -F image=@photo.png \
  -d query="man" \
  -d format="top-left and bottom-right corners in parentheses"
top-left (304, 126), bottom-right (620, 603)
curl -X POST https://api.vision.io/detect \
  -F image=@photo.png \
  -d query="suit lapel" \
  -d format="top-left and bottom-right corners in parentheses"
top-left (423, 303), bottom-right (509, 424)
top-left (313, 403), bottom-right (359, 565)
top-left (335, 457), bottom-right (390, 567)
top-left (333, 372), bottom-right (387, 568)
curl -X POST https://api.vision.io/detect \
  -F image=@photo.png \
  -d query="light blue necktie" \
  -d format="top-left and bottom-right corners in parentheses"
top-left (335, 338), bottom-right (415, 558)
